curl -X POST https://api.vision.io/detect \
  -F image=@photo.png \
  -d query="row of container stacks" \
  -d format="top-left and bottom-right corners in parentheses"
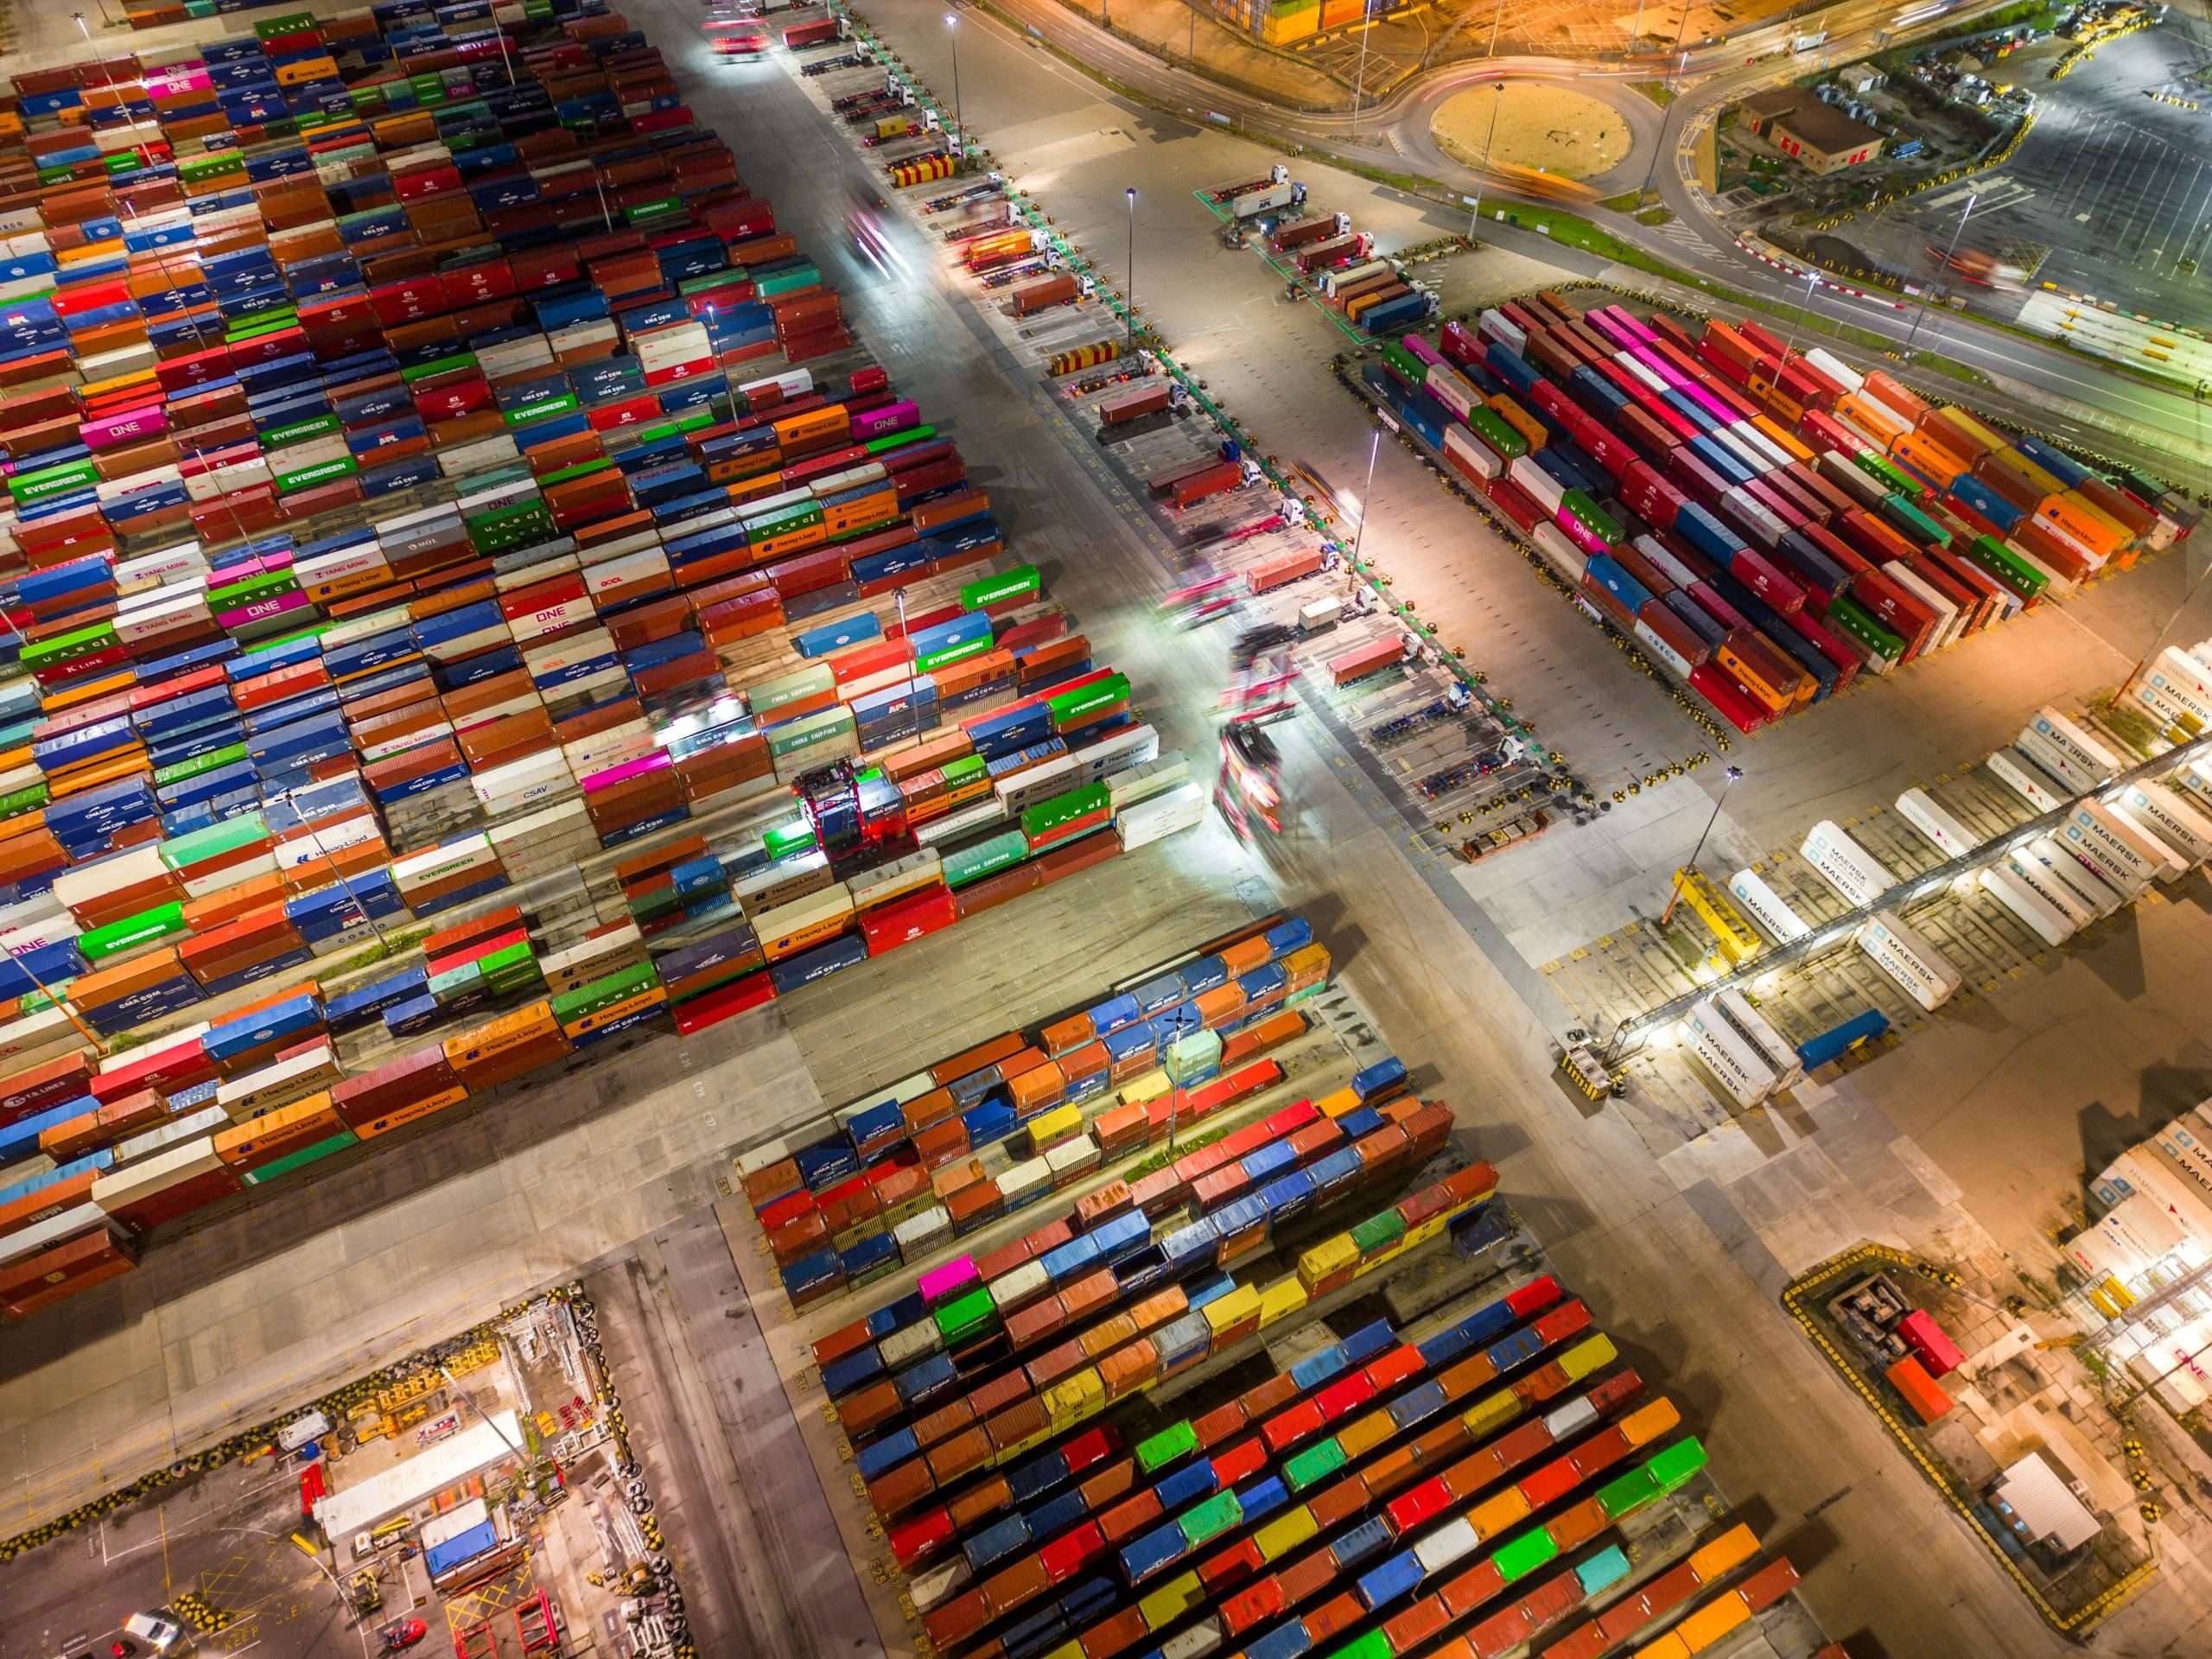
top-left (1364, 286), bottom-right (2190, 734)
top-left (0, 0), bottom-right (1214, 1319)
top-left (741, 915), bottom-right (1337, 1304)
top-left (761, 918), bottom-right (1827, 1657)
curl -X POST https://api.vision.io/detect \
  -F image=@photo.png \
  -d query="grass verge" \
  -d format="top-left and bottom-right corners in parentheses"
top-left (1629, 81), bottom-right (1675, 106)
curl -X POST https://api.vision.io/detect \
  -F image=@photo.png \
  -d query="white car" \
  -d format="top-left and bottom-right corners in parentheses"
top-left (112, 1612), bottom-right (194, 1656)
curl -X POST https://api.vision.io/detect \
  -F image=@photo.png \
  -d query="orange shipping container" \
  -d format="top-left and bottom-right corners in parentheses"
top-left (1885, 1354), bottom-right (1953, 1422)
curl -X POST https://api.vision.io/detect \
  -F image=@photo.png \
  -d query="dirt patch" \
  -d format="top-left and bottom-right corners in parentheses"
top-left (1431, 83), bottom-right (1630, 181)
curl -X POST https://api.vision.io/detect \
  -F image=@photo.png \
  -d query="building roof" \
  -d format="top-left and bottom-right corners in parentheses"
top-left (1737, 86), bottom-right (1884, 156)
top-left (1992, 1452), bottom-right (2101, 1551)
top-left (1777, 102), bottom-right (1883, 156)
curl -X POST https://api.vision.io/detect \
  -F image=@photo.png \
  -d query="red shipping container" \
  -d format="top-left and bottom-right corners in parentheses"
top-left (861, 884), bottom-right (956, 955)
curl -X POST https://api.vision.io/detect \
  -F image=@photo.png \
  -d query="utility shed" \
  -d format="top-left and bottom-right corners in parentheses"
top-left (1988, 1451), bottom-right (2101, 1551)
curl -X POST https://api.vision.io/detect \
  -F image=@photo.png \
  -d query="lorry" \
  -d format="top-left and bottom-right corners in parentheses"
top-left (1096, 380), bottom-right (1186, 431)
top-left (1009, 271), bottom-right (1084, 316)
top-left (1272, 212), bottom-right (1351, 251)
top-left (1230, 178), bottom-right (1306, 222)
top-left (1206, 163), bottom-right (1289, 203)
top-left (1295, 233), bottom-right (1373, 274)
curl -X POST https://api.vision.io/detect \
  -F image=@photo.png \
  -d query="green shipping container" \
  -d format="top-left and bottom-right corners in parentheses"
top-left (243, 1129), bottom-right (359, 1185)
top-left (552, 962), bottom-right (661, 1024)
top-left (0, 779), bottom-right (50, 820)
top-left (1877, 491), bottom-right (1950, 549)
top-left (933, 1286), bottom-right (997, 1343)
top-left (1491, 1526), bottom-right (1560, 1584)
top-left (1825, 594), bottom-right (1904, 661)
top-left (1466, 405), bottom-right (1527, 462)
top-left (1020, 782), bottom-right (1109, 840)
top-left (917, 635), bottom-right (992, 674)
top-left (1135, 1421), bottom-right (1198, 1474)
top-left (1644, 1435), bottom-right (1708, 1491)
top-left (960, 565), bottom-right (1039, 612)
top-left (1350, 1209), bottom-right (1405, 1255)
top-left (761, 821), bottom-right (818, 861)
top-left (1379, 340), bottom-right (1427, 391)
top-left (261, 413), bottom-right (341, 450)
top-left (478, 943), bottom-right (541, 990)
top-left (1283, 1438), bottom-right (1347, 1491)
top-left (1559, 489), bottom-right (1624, 549)
top-left (209, 569), bottom-right (300, 612)
top-left (429, 963), bottom-right (485, 1003)
top-left (21, 620), bottom-right (118, 671)
top-left (1965, 533), bottom-right (2045, 599)
top-left (1327, 1632), bottom-right (1394, 1659)
top-left (1177, 1491), bottom-right (1243, 1549)
top-left (1852, 449), bottom-right (1921, 501)
top-left (161, 813), bottom-right (268, 872)
top-left (944, 830), bottom-right (1028, 888)
top-left (755, 264), bottom-right (822, 298)
top-left (1166, 1028), bottom-right (1222, 1084)
top-left (1596, 1465), bottom-right (1659, 1521)
top-left (864, 425), bottom-right (938, 458)
top-left (79, 904), bottom-right (188, 963)
top-left (1048, 675), bottom-right (1130, 727)
top-left (10, 459), bottom-right (100, 507)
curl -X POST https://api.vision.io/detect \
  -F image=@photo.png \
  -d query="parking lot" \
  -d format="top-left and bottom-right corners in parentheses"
top-left (1909, 24), bottom-right (2212, 322)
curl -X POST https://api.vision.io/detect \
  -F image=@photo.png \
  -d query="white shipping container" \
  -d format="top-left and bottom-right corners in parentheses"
top-left (1978, 864), bottom-right (2074, 947)
top-left (2025, 707), bottom-right (2121, 787)
top-left (1683, 999), bottom-right (1777, 1107)
top-left (1319, 257), bottom-right (1391, 298)
top-left (1530, 523), bottom-right (1586, 583)
top-left (1986, 747), bottom-right (2070, 813)
top-left (2096, 1147), bottom-right (2212, 1233)
top-left (1633, 618), bottom-right (1694, 682)
top-left (2055, 817), bottom-right (2150, 897)
top-left (1883, 562), bottom-right (1962, 650)
top-left (1895, 787), bottom-right (1980, 860)
top-left (2173, 758), bottom-right (2212, 812)
top-left (1508, 455), bottom-right (1565, 517)
top-left (1441, 423), bottom-right (1500, 483)
top-left (1424, 364), bottom-right (1483, 426)
top-left (2152, 648), bottom-right (2212, 721)
top-left (2101, 798), bottom-right (2191, 880)
top-left (1727, 867), bottom-right (1811, 943)
top-left (1478, 307), bottom-right (1526, 354)
top-left (2064, 1193), bottom-right (2188, 1284)
top-left (1800, 820), bottom-right (1895, 908)
top-left (2126, 675), bottom-right (2198, 737)
top-left (2002, 538), bottom-right (2075, 596)
top-left (1719, 486), bottom-right (1786, 551)
top-left (1635, 534), bottom-right (1700, 590)
top-left (1857, 909), bottom-right (1961, 1010)
top-left (1614, 352), bottom-right (1669, 395)
top-left (1710, 429), bottom-right (1772, 481)
top-left (2070, 798), bottom-right (2174, 885)
top-left (2001, 842), bottom-right (2097, 928)
top-left (2024, 835), bottom-right (2123, 918)
top-left (1713, 988), bottom-right (1804, 1090)
top-left (1802, 347), bottom-right (1862, 393)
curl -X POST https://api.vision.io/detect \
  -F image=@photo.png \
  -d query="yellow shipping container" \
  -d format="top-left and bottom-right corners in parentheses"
top-left (1138, 1572), bottom-right (1208, 1632)
top-left (1675, 1596), bottom-right (1751, 1650)
top-left (1027, 1103), bottom-right (1084, 1153)
top-left (1297, 1235), bottom-right (1358, 1291)
top-left (1688, 1523), bottom-right (1762, 1583)
top-left (1560, 1333), bottom-right (1618, 1382)
top-left (1313, 1087), bottom-right (1363, 1118)
top-left (1254, 1506), bottom-right (1320, 1562)
top-left (1469, 1487), bottom-right (1531, 1540)
top-left (1121, 1069), bottom-right (1173, 1111)
top-left (1041, 1368), bottom-right (1104, 1424)
top-left (1257, 1277), bottom-right (1309, 1327)
top-left (1622, 1397), bottom-right (1683, 1446)
top-left (1262, 8), bottom-right (1317, 42)
top-left (1201, 1283), bottom-right (1263, 1336)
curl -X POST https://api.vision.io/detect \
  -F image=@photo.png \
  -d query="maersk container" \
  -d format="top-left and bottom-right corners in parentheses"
top-left (1979, 864), bottom-right (2075, 948)
top-left (2150, 647), bottom-right (2212, 724)
top-left (2024, 834), bottom-right (2124, 919)
top-left (2115, 780), bottom-right (2212, 864)
top-left (1713, 987), bottom-right (1805, 1090)
top-left (1800, 819), bottom-right (1895, 907)
top-left (2056, 805), bottom-right (2154, 895)
top-left (2022, 707), bottom-right (2120, 791)
top-left (1728, 867), bottom-right (1811, 944)
top-left (1857, 909), bottom-right (1961, 1011)
top-left (2003, 844), bottom-right (2099, 930)
top-left (1508, 454), bottom-right (1565, 518)
top-left (2091, 797), bottom-right (2190, 882)
top-left (1440, 423), bottom-right (1500, 484)
top-left (1683, 999), bottom-right (1776, 1108)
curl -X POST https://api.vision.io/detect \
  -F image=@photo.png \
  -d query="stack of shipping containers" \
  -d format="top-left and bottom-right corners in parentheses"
top-left (0, 0), bottom-right (1206, 1320)
top-left (1361, 290), bottom-right (2192, 734)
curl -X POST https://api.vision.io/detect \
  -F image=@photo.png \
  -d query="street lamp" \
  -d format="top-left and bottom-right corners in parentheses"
top-left (1639, 13), bottom-right (1691, 201)
top-left (1661, 764), bottom-right (1743, 925)
top-left (1351, 2), bottom-right (1373, 138)
top-left (1125, 187), bottom-right (1137, 340)
top-left (1777, 264), bottom-right (1821, 374)
top-left (1350, 427), bottom-right (1382, 566)
top-left (1467, 82), bottom-right (1505, 239)
top-left (1906, 189), bottom-right (1975, 351)
top-left (945, 14), bottom-right (963, 156)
